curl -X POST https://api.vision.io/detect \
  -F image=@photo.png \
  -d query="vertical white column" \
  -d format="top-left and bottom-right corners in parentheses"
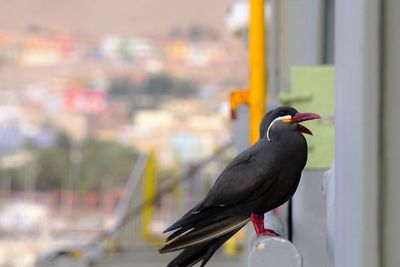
top-left (334, 0), bottom-right (381, 266)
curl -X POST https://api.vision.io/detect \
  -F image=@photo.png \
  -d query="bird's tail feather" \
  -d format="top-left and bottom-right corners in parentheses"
top-left (161, 214), bottom-right (249, 266)
top-left (163, 205), bottom-right (221, 233)
top-left (161, 203), bottom-right (249, 266)
top-left (160, 216), bottom-right (248, 253)
top-left (165, 210), bottom-right (228, 242)
top-left (165, 212), bottom-right (232, 242)
top-left (166, 227), bottom-right (241, 267)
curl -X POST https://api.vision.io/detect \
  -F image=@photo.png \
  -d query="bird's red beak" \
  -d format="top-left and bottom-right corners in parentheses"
top-left (292, 112), bottom-right (321, 135)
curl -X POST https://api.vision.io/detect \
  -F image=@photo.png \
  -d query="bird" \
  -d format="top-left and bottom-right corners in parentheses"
top-left (159, 106), bottom-right (320, 267)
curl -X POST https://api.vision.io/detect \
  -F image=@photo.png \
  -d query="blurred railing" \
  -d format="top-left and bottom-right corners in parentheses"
top-left (35, 142), bottom-right (234, 267)
top-left (248, 235), bottom-right (302, 267)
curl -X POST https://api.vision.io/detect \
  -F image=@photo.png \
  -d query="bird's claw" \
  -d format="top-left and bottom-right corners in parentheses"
top-left (257, 229), bottom-right (280, 238)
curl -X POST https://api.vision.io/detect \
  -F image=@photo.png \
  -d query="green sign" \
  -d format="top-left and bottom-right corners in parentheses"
top-left (280, 65), bottom-right (335, 169)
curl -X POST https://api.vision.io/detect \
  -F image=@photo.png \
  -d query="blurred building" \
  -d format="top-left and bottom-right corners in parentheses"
top-left (128, 101), bottom-right (230, 167)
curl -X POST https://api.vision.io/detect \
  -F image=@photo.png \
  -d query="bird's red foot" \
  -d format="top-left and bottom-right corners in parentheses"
top-left (259, 228), bottom-right (280, 237)
top-left (250, 213), bottom-right (280, 238)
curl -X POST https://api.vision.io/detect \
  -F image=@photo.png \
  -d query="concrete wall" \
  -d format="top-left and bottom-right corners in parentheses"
top-left (335, 0), bottom-right (400, 266)
top-left (381, 0), bottom-right (400, 265)
top-left (335, 0), bottom-right (381, 266)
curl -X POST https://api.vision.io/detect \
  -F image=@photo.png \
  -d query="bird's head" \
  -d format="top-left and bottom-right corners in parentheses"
top-left (259, 106), bottom-right (321, 141)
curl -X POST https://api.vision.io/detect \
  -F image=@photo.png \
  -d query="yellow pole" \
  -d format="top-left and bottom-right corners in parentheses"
top-left (229, 0), bottom-right (267, 145)
top-left (249, 0), bottom-right (267, 144)
top-left (142, 151), bottom-right (161, 243)
top-left (226, 0), bottom-right (267, 255)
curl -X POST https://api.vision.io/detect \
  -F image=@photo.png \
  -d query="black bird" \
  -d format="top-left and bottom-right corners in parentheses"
top-left (159, 106), bottom-right (320, 267)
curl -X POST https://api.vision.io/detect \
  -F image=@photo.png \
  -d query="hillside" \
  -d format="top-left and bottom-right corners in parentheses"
top-left (0, 0), bottom-right (237, 37)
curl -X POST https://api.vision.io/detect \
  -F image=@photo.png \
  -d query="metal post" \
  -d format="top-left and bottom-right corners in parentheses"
top-left (229, 0), bottom-right (267, 144)
top-left (249, 236), bottom-right (302, 267)
top-left (335, 0), bottom-right (381, 266)
top-left (141, 151), bottom-right (161, 243)
top-left (248, 0), bottom-right (267, 144)
top-left (248, 211), bottom-right (303, 267)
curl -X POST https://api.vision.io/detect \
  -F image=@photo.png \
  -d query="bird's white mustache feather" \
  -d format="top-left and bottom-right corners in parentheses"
top-left (266, 115), bottom-right (292, 141)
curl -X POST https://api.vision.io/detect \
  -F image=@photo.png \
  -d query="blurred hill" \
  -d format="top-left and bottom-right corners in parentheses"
top-left (0, 0), bottom-right (237, 38)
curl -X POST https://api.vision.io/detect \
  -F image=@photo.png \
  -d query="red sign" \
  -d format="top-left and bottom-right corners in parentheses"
top-left (63, 87), bottom-right (107, 114)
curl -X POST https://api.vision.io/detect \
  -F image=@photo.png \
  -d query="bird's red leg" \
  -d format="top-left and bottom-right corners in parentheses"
top-left (250, 213), bottom-right (265, 237)
top-left (250, 213), bottom-right (280, 237)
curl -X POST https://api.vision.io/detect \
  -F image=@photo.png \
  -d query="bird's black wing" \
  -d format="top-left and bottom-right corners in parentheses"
top-left (160, 142), bottom-right (280, 265)
top-left (201, 141), bottom-right (278, 208)
top-left (163, 142), bottom-right (278, 234)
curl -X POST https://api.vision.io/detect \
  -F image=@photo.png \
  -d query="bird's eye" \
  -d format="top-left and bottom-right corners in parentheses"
top-left (279, 111), bottom-right (285, 116)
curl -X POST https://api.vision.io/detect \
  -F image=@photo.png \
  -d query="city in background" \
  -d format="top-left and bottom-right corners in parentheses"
top-left (0, 1), bottom-right (248, 266)
top-left (3, 1), bottom-right (399, 267)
